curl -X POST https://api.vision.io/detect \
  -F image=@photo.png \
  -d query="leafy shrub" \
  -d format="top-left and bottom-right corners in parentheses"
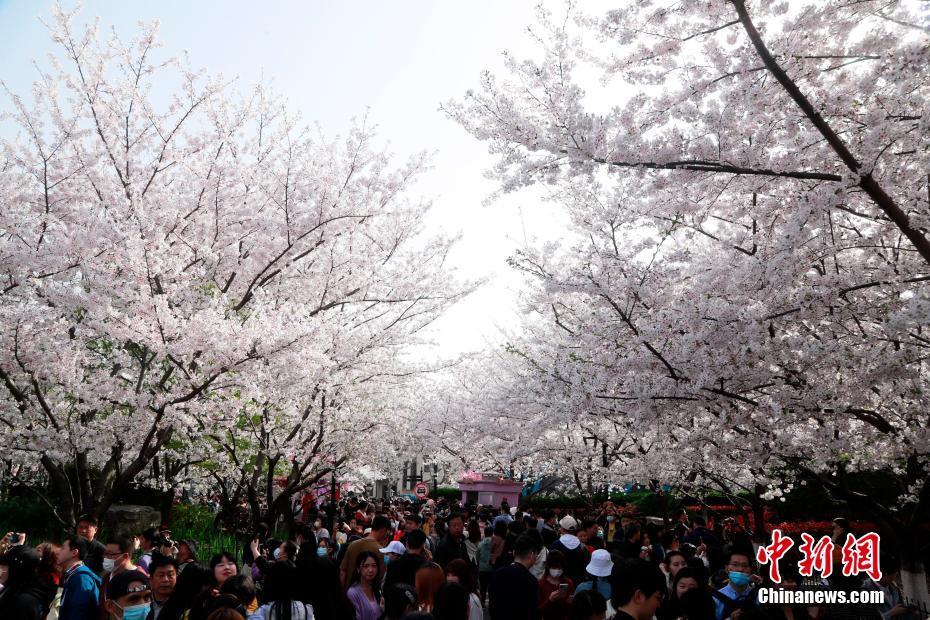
top-left (428, 487), bottom-right (461, 502)
top-left (0, 493), bottom-right (66, 541)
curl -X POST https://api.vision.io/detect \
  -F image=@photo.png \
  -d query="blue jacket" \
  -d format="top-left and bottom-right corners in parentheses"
top-left (60, 563), bottom-right (101, 620)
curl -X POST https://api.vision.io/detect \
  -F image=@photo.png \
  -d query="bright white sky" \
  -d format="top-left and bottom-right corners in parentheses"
top-left (0, 1), bottom-right (613, 357)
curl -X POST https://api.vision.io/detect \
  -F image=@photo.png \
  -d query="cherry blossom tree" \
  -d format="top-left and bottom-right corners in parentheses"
top-left (448, 0), bottom-right (930, 599)
top-left (0, 6), bottom-right (468, 527)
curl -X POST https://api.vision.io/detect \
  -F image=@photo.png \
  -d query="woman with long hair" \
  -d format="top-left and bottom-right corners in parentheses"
top-left (539, 549), bottom-right (574, 620)
top-left (346, 551), bottom-right (380, 620)
top-left (432, 581), bottom-right (469, 620)
top-left (0, 545), bottom-right (45, 620)
top-left (414, 562), bottom-right (444, 614)
top-left (250, 561), bottom-right (314, 620)
top-left (444, 559), bottom-right (482, 620)
top-left (34, 542), bottom-right (60, 619)
top-left (164, 563), bottom-right (212, 620)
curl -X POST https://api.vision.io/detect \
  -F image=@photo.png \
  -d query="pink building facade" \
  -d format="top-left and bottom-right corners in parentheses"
top-left (458, 472), bottom-right (524, 507)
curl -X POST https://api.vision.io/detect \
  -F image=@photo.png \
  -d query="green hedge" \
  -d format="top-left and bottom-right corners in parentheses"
top-left (0, 494), bottom-right (66, 542)
top-left (168, 502), bottom-right (241, 563)
top-left (428, 486), bottom-right (461, 501)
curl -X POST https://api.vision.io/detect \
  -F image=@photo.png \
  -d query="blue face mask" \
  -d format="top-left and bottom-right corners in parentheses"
top-left (119, 603), bottom-right (151, 620)
top-left (317, 547), bottom-right (328, 557)
top-left (384, 556), bottom-right (391, 566)
top-left (728, 571), bottom-right (751, 587)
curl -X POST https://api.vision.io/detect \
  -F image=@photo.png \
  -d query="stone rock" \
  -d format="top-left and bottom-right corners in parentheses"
top-left (104, 504), bottom-right (161, 537)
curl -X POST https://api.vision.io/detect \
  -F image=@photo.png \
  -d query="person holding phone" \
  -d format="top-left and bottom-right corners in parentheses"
top-left (539, 550), bottom-right (574, 620)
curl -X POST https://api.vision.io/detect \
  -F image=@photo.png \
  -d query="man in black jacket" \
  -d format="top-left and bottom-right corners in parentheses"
top-left (384, 529), bottom-right (429, 589)
top-left (0, 545), bottom-right (49, 620)
top-left (433, 512), bottom-right (470, 570)
top-left (488, 535), bottom-right (540, 620)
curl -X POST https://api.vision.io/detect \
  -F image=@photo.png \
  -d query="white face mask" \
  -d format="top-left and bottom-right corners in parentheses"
top-left (103, 558), bottom-right (117, 573)
top-left (549, 569), bottom-right (563, 578)
top-left (273, 547), bottom-right (282, 560)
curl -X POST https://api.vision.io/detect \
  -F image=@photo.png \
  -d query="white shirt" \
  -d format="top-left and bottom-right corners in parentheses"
top-left (249, 601), bottom-right (315, 620)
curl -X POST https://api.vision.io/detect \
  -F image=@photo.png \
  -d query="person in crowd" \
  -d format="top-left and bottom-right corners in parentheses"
top-left (538, 549), bottom-right (574, 620)
top-left (219, 574), bottom-right (258, 616)
top-left (445, 558), bottom-right (482, 620)
top-left (149, 554), bottom-right (179, 620)
top-left (661, 550), bottom-right (689, 593)
top-left (382, 583), bottom-right (418, 620)
top-left (570, 590), bottom-right (608, 620)
top-left (712, 548), bottom-right (758, 620)
top-left (249, 538), bottom-right (295, 581)
top-left (385, 529), bottom-right (429, 590)
top-left (243, 525), bottom-right (270, 569)
top-left (611, 558), bottom-right (666, 620)
top-left (540, 513), bottom-right (559, 547)
top-left (295, 536), bottom-right (352, 620)
top-left (829, 517), bottom-right (861, 593)
top-left (157, 562), bottom-right (211, 620)
top-left (345, 551), bottom-right (380, 620)
top-left (136, 530), bottom-right (158, 574)
top-left (574, 549), bottom-right (613, 603)
top-left (683, 518), bottom-right (721, 550)
top-left (101, 535), bottom-right (143, 615)
top-left (0, 544), bottom-right (46, 620)
top-left (210, 553), bottom-right (239, 591)
top-left (35, 541), bottom-right (61, 617)
top-left (492, 504), bottom-right (513, 529)
top-left (249, 561), bottom-right (314, 620)
top-left (433, 581), bottom-right (470, 620)
top-left (203, 593), bottom-right (248, 619)
top-left (314, 537), bottom-right (333, 560)
top-left (415, 562), bottom-right (445, 614)
top-left (679, 588), bottom-right (718, 620)
top-left (379, 540), bottom-right (406, 568)
top-left (760, 567), bottom-right (816, 620)
top-left (615, 523), bottom-right (643, 559)
top-left (658, 567), bottom-right (702, 620)
top-left (338, 515), bottom-right (389, 588)
top-left (548, 517), bottom-right (589, 585)
top-left (526, 529), bottom-right (549, 579)
top-left (176, 541), bottom-right (198, 572)
top-left (465, 519), bottom-right (481, 564)
top-left (59, 535), bottom-right (102, 620)
top-left (206, 607), bottom-right (246, 620)
top-left (434, 513), bottom-right (470, 570)
top-left (311, 518), bottom-right (330, 545)
top-left (399, 514), bottom-right (422, 547)
top-left (487, 534), bottom-right (540, 620)
top-left (489, 521), bottom-right (508, 570)
top-left (103, 569), bottom-right (151, 620)
top-left (76, 515), bottom-right (106, 576)
top-left (578, 520), bottom-right (599, 553)
top-left (474, 525), bottom-right (493, 606)
top-left (862, 555), bottom-right (918, 620)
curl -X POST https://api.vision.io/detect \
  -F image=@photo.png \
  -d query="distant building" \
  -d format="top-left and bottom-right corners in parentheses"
top-left (457, 472), bottom-right (523, 507)
top-left (373, 457), bottom-right (448, 499)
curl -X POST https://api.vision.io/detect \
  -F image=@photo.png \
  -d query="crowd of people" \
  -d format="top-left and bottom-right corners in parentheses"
top-left (0, 496), bottom-right (914, 620)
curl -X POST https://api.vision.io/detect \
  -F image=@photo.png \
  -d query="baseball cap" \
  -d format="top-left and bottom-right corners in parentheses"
top-left (379, 541), bottom-right (406, 555)
top-left (558, 516), bottom-right (578, 531)
top-left (108, 569), bottom-right (150, 600)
